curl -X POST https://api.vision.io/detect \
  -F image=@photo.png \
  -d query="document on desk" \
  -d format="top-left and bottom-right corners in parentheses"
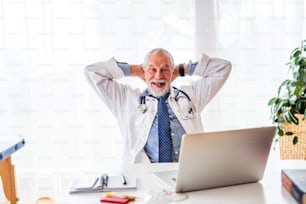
top-left (69, 174), bottom-right (137, 194)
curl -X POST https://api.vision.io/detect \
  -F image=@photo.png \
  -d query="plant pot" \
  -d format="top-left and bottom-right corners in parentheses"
top-left (279, 114), bottom-right (306, 160)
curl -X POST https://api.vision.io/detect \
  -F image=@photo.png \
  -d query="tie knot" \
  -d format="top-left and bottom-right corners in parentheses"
top-left (159, 96), bottom-right (166, 101)
top-left (158, 93), bottom-right (170, 101)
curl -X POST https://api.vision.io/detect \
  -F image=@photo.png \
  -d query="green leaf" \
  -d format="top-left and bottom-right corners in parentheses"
top-left (284, 112), bottom-right (291, 123)
top-left (303, 40), bottom-right (306, 51)
top-left (268, 97), bottom-right (279, 106)
top-left (290, 48), bottom-right (301, 59)
top-left (292, 81), bottom-right (304, 87)
top-left (302, 57), bottom-right (306, 63)
top-left (285, 131), bottom-right (293, 136)
top-left (288, 109), bottom-right (299, 124)
top-left (293, 136), bottom-right (298, 145)
top-left (278, 80), bottom-right (290, 95)
top-left (294, 87), bottom-right (304, 97)
top-left (278, 128), bottom-right (284, 136)
top-left (295, 58), bottom-right (302, 66)
top-left (274, 101), bottom-right (285, 115)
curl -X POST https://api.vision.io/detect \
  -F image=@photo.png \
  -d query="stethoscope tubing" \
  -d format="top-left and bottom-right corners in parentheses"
top-left (138, 87), bottom-right (195, 119)
top-left (139, 87), bottom-right (191, 105)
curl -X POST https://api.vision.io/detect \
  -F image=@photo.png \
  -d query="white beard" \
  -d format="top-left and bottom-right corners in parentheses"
top-left (148, 86), bottom-right (170, 97)
top-left (147, 80), bottom-right (170, 97)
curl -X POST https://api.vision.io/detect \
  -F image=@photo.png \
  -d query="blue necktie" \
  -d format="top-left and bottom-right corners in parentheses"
top-left (158, 96), bottom-right (173, 162)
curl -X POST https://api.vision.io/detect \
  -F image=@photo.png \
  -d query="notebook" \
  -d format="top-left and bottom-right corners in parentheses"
top-left (154, 126), bottom-right (276, 193)
top-left (69, 174), bottom-right (136, 194)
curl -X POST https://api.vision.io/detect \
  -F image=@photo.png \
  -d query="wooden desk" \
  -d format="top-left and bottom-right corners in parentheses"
top-left (0, 136), bottom-right (25, 204)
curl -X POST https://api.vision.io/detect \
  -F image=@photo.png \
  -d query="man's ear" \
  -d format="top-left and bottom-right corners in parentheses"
top-left (140, 66), bottom-right (146, 82)
top-left (171, 66), bottom-right (179, 81)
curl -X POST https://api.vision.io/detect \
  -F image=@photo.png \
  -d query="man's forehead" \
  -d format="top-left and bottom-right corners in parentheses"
top-left (147, 54), bottom-right (171, 66)
top-left (148, 64), bottom-right (170, 69)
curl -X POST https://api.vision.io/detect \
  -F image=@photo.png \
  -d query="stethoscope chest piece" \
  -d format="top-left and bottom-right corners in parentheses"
top-left (138, 104), bottom-right (147, 113)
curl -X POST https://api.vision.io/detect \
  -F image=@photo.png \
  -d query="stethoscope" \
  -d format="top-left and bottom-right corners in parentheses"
top-left (137, 87), bottom-right (196, 119)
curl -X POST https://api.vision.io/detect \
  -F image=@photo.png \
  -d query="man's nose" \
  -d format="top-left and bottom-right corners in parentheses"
top-left (154, 70), bottom-right (163, 79)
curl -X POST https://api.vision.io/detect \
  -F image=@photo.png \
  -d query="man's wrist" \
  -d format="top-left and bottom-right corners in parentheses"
top-left (179, 64), bottom-right (185, 77)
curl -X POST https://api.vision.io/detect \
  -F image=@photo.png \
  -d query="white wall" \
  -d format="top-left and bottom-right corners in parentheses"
top-left (0, 0), bottom-right (305, 170)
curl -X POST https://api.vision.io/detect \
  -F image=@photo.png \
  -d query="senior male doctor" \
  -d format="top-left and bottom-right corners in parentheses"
top-left (85, 48), bottom-right (231, 164)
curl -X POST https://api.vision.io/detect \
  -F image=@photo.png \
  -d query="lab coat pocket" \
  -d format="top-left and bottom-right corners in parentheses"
top-left (175, 98), bottom-right (196, 120)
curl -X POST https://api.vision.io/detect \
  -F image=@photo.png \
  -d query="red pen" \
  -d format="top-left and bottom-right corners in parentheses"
top-left (100, 196), bottom-right (129, 204)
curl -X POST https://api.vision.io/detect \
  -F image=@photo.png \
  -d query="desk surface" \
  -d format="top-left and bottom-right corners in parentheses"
top-left (7, 149), bottom-right (306, 204)
top-left (0, 136), bottom-right (25, 162)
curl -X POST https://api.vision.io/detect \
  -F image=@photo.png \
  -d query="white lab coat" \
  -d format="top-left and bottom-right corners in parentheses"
top-left (85, 53), bottom-right (231, 164)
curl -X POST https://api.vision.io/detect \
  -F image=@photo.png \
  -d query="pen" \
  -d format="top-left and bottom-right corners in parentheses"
top-left (102, 173), bottom-right (108, 188)
top-left (122, 174), bottom-right (127, 185)
top-left (104, 192), bottom-right (136, 201)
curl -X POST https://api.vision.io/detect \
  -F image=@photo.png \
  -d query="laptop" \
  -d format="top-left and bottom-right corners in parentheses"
top-left (154, 126), bottom-right (276, 193)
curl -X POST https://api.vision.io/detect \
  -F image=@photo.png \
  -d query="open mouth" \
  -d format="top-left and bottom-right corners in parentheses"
top-left (151, 81), bottom-right (166, 88)
top-left (148, 80), bottom-right (169, 96)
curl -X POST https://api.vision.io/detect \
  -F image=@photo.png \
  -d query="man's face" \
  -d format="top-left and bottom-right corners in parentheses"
top-left (144, 52), bottom-right (174, 97)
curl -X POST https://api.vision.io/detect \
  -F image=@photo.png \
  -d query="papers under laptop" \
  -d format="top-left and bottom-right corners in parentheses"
top-left (154, 126), bottom-right (276, 193)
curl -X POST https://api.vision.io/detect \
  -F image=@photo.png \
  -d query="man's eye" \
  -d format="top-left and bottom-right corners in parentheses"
top-left (148, 68), bottom-right (156, 73)
top-left (147, 68), bottom-right (169, 73)
top-left (161, 69), bottom-right (170, 73)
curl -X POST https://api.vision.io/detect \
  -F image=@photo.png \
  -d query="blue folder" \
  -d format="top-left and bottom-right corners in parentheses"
top-left (0, 136), bottom-right (25, 161)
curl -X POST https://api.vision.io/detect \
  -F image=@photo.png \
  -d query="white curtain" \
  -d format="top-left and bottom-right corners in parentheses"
top-left (0, 0), bottom-right (195, 169)
top-left (198, 0), bottom-right (306, 131)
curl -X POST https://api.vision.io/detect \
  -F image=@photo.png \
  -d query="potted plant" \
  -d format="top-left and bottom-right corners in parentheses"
top-left (268, 40), bottom-right (306, 160)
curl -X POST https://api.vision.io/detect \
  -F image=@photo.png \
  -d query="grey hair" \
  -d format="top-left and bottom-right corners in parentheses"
top-left (142, 48), bottom-right (174, 69)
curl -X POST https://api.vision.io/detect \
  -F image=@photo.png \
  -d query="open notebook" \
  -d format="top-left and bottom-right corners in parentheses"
top-left (69, 174), bottom-right (136, 194)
